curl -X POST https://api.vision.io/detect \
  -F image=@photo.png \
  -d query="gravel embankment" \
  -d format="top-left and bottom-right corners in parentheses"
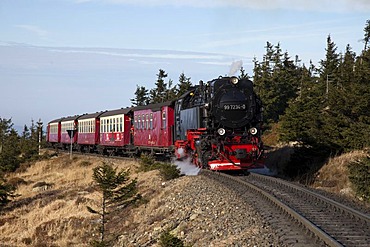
top-left (116, 174), bottom-right (284, 247)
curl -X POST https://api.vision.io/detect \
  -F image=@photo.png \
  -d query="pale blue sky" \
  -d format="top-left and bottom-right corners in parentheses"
top-left (0, 0), bottom-right (369, 129)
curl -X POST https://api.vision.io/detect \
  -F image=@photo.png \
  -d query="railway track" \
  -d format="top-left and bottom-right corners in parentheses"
top-left (201, 170), bottom-right (370, 247)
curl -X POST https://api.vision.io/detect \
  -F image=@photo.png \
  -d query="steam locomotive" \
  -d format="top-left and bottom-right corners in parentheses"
top-left (174, 76), bottom-right (264, 170)
top-left (47, 76), bottom-right (264, 171)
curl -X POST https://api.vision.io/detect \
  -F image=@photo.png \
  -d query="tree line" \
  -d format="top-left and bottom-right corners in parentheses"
top-left (254, 20), bottom-right (370, 153)
top-left (0, 118), bottom-right (43, 206)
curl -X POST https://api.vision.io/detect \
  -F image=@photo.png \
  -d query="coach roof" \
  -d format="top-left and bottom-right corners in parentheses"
top-left (132, 100), bottom-right (174, 112)
top-left (78, 111), bottom-right (105, 120)
top-left (100, 107), bottom-right (133, 118)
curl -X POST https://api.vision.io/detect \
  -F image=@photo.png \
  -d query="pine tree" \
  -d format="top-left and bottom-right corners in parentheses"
top-left (253, 42), bottom-right (300, 123)
top-left (19, 120), bottom-right (39, 161)
top-left (150, 69), bottom-right (168, 103)
top-left (0, 118), bottom-right (20, 172)
top-left (177, 72), bottom-right (192, 96)
top-left (318, 35), bottom-right (340, 101)
top-left (131, 85), bottom-right (149, 106)
top-left (238, 66), bottom-right (250, 79)
top-left (338, 44), bottom-right (356, 86)
top-left (362, 19), bottom-right (370, 51)
top-left (0, 175), bottom-right (15, 208)
top-left (87, 162), bottom-right (141, 246)
top-left (165, 78), bottom-right (178, 101)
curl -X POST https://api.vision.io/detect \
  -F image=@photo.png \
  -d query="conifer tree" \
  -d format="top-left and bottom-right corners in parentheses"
top-left (87, 162), bottom-right (141, 246)
top-left (253, 42), bottom-right (300, 123)
top-left (131, 85), bottom-right (149, 106)
top-left (0, 175), bottom-right (15, 208)
top-left (0, 118), bottom-right (20, 172)
top-left (238, 66), bottom-right (250, 79)
top-left (362, 19), bottom-right (370, 51)
top-left (150, 69), bottom-right (168, 103)
top-left (177, 72), bottom-right (192, 96)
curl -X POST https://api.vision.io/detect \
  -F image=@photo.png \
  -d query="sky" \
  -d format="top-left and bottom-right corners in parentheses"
top-left (0, 0), bottom-right (369, 130)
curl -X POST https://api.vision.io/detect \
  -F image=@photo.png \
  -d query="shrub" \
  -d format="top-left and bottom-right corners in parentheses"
top-left (159, 230), bottom-right (185, 247)
top-left (138, 154), bottom-right (180, 181)
top-left (158, 163), bottom-right (180, 181)
top-left (348, 154), bottom-right (370, 202)
top-left (283, 144), bottom-right (331, 184)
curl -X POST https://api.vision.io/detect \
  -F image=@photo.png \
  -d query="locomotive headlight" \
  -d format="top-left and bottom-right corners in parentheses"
top-left (249, 127), bottom-right (258, 135)
top-left (217, 128), bottom-right (226, 136)
top-left (230, 77), bottom-right (239, 85)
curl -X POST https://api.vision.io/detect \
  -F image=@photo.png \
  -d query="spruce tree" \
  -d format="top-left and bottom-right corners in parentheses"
top-left (362, 19), bottom-right (370, 51)
top-left (177, 72), bottom-right (192, 96)
top-left (0, 175), bottom-right (15, 208)
top-left (0, 118), bottom-right (20, 172)
top-left (87, 162), bottom-right (141, 246)
top-left (150, 69), bottom-right (168, 103)
top-left (131, 85), bottom-right (149, 106)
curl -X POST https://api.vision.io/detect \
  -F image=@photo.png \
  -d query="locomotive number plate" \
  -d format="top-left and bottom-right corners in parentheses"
top-left (223, 104), bottom-right (246, 110)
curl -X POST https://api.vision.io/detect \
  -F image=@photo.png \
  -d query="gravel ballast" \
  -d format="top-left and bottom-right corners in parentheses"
top-left (116, 174), bottom-right (284, 246)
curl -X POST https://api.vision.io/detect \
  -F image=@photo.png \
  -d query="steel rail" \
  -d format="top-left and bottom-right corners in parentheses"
top-left (202, 170), bottom-right (344, 247)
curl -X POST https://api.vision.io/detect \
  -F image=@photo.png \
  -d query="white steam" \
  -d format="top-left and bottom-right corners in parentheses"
top-left (229, 60), bottom-right (243, 76)
top-left (173, 147), bottom-right (200, 175)
top-left (173, 157), bottom-right (201, 176)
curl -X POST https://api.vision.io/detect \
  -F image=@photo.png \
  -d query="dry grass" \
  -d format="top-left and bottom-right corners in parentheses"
top-left (0, 152), bottom-right (156, 247)
top-left (312, 150), bottom-right (368, 196)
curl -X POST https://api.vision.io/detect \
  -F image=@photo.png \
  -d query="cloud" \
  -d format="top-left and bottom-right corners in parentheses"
top-left (15, 25), bottom-right (48, 37)
top-left (75, 0), bottom-right (370, 12)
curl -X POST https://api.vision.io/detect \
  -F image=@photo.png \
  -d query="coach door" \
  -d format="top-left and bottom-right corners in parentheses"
top-left (161, 109), bottom-right (168, 146)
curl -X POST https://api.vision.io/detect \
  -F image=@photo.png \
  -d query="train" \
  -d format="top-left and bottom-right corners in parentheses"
top-left (47, 76), bottom-right (264, 171)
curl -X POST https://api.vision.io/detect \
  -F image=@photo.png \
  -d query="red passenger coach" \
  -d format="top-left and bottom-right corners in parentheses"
top-left (47, 118), bottom-right (62, 146)
top-left (77, 112), bottom-right (103, 152)
top-left (133, 101), bottom-right (174, 155)
top-left (98, 108), bottom-right (133, 154)
top-left (60, 115), bottom-right (80, 149)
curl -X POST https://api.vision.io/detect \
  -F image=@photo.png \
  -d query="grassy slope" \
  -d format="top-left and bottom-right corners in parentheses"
top-left (0, 153), bottom-right (163, 246)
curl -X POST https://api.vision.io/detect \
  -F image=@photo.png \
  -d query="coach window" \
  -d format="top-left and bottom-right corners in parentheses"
top-left (162, 111), bottom-right (166, 129)
top-left (150, 113), bottom-right (153, 129)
